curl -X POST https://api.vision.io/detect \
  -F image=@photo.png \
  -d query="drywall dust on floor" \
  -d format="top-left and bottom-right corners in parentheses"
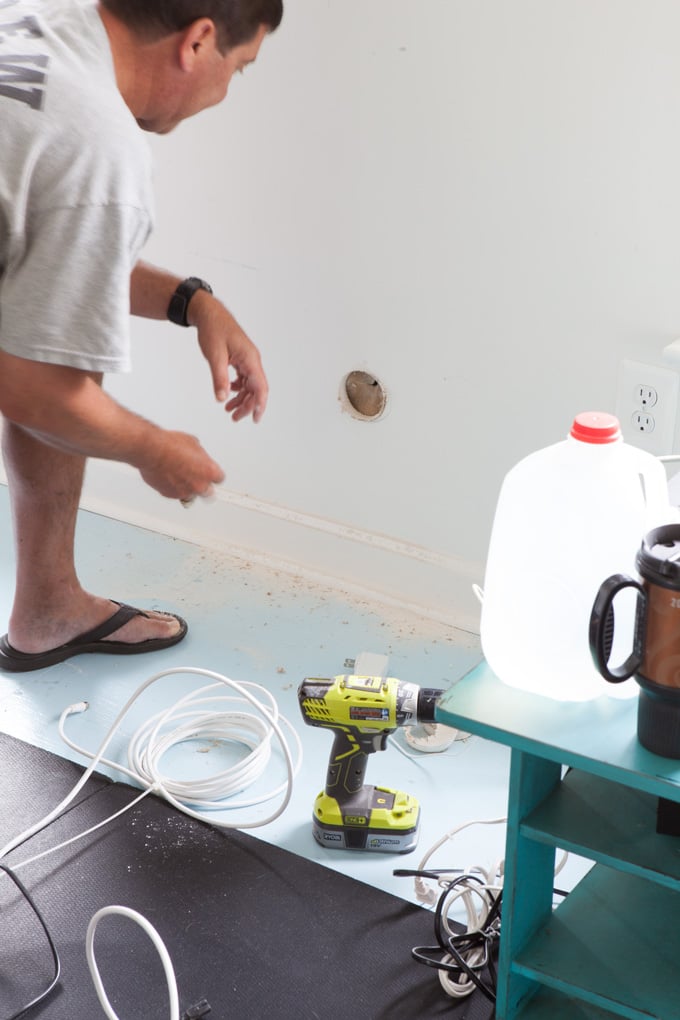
top-left (162, 540), bottom-right (481, 647)
top-left (0, 488), bottom-right (492, 905)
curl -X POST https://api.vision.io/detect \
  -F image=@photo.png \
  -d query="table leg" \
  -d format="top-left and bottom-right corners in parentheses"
top-left (496, 749), bottom-right (561, 1019)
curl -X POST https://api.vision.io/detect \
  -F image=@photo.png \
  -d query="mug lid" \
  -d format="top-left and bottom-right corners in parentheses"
top-left (637, 524), bottom-right (680, 585)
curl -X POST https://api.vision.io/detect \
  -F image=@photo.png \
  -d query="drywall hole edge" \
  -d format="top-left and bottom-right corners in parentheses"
top-left (341, 371), bottom-right (388, 421)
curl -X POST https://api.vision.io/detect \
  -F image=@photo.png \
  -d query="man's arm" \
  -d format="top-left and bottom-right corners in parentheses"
top-left (130, 261), bottom-right (269, 423)
top-left (0, 352), bottom-right (224, 500)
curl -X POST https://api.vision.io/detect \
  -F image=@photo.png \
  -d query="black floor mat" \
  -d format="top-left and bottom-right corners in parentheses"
top-left (0, 733), bottom-right (495, 1019)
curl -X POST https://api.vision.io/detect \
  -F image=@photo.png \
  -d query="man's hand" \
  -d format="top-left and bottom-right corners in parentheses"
top-left (137, 429), bottom-right (225, 501)
top-left (188, 289), bottom-right (269, 423)
top-left (130, 262), bottom-right (269, 424)
top-left (0, 351), bottom-right (225, 503)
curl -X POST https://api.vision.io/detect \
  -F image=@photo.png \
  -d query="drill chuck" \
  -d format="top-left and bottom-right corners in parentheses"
top-left (416, 688), bottom-right (442, 723)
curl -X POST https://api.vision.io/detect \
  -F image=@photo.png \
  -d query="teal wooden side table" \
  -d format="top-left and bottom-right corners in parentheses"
top-left (435, 662), bottom-right (680, 1019)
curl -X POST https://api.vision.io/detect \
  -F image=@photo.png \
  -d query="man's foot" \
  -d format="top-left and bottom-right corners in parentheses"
top-left (0, 601), bottom-right (188, 673)
top-left (7, 594), bottom-right (183, 654)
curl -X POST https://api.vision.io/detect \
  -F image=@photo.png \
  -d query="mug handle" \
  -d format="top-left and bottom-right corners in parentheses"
top-left (589, 573), bottom-right (646, 683)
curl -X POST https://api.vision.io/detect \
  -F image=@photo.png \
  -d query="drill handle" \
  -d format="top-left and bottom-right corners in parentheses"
top-left (325, 728), bottom-right (377, 799)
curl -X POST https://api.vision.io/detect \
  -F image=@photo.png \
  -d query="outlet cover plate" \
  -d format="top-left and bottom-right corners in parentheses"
top-left (615, 359), bottom-right (679, 455)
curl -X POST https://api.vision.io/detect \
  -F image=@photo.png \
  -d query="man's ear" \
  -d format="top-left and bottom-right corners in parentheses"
top-left (177, 18), bottom-right (217, 71)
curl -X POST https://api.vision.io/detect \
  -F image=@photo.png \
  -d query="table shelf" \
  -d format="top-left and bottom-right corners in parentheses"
top-left (512, 987), bottom-right (624, 1019)
top-left (514, 865), bottom-right (680, 1019)
top-left (435, 664), bottom-right (680, 1018)
top-left (522, 768), bottom-right (680, 891)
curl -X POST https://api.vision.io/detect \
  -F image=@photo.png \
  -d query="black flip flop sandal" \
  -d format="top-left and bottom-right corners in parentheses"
top-left (0, 602), bottom-right (188, 673)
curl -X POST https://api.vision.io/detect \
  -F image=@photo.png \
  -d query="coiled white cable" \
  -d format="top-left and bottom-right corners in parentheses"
top-left (0, 666), bottom-right (300, 862)
top-left (0, 666), bottom-right (302, 1020)
top-left (57, 666), bottom-right (303, 830)
top-left (126, 687), bottom-right (292, 811)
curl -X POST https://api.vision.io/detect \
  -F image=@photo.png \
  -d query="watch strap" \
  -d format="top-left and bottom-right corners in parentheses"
top-left (167, 277), bottom-right (213, 327)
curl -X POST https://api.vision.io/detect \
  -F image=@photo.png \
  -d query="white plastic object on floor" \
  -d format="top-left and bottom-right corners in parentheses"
top-left (404, 722), bottom-right (459, 752)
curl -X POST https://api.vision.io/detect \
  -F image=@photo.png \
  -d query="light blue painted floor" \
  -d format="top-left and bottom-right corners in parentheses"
top-left (0, 484), bottom-right (522, 908)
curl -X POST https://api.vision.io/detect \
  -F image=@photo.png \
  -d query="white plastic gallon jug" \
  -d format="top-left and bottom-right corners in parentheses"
top-left (480, 412), bottom-right (675, 701)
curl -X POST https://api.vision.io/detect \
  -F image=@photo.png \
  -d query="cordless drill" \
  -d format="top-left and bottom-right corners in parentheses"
top-left (298, 675), bottom-right (444, 854)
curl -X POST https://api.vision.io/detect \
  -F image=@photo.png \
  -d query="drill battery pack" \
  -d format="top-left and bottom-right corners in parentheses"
top-left (312, 784), bottom-right (420, 854)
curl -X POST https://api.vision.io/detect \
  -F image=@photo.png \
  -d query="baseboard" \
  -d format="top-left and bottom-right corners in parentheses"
top-left (0, 461), bottom-right (483, 632)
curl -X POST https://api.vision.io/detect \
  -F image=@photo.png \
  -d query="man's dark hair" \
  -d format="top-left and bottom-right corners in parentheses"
top-left (100, 0), bottom-right (283, 52)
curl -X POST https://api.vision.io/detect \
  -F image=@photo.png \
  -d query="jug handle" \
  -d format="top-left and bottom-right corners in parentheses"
top-left (589, 573), bottom-right (646, 683)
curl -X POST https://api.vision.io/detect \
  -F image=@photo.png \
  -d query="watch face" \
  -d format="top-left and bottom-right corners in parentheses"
top-left (168, 278), bottom-right (213, 325)
top-left (188, 277), bottom-right (212, 295)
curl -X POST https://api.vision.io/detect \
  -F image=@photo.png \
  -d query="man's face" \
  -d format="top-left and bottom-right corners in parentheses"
top-left (138, 23), bottom-right (269, 134)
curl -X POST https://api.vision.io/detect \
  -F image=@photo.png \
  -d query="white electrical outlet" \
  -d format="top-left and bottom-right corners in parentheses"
top-left (615, 360), bottom-right (679, 455)
top-left (635, 385), bottom-right (658, 408)
top-left (632, 410), bottom-right (655, 433)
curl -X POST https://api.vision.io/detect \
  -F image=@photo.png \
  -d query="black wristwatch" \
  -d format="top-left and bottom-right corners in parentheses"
top-left (167, 277), bottom-right (213, 327)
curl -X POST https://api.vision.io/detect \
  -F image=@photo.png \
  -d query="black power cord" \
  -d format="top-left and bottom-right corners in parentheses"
top-left (399, 867), bottom-right (569, 1004)
top-left (0, 863), bottom-right (61, 1020)
top-left (0, 859), bottom-right (214, 1020)
top-left (396, 869), bottom-right (501, 1003)
top-left (425, 873), bottom-right (500, 1002)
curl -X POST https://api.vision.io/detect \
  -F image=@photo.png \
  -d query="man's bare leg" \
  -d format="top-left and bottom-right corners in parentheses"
top-left (2, 420), bottom-right (181, 654)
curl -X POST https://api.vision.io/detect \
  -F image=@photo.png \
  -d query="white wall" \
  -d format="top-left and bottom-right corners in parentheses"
top-left (79, 0), bottom-right (680, 629)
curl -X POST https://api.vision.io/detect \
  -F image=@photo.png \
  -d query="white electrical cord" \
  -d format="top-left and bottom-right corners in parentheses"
top-left (11, 787), bottom-right (155, 874)
top-left (411, 817), bottom-right (506, 998)
top-left (414, 816), bottom-right (568, 907)
top-left (436, 874), bottom-right (501, 1000)
top-left (388, 722), bottom-right (467, 760)
top-left (413, 817), bottom-right (507, 908)
top-left (0, 665), bottom-right (303, 1020)
top-left (59, 673), bottom-right (302, 824)
top-left (86, 906), bottom-right (179, 1020)
top-left (1, 665), bottom-right (302, 865)
top-left (410, 816), bottom-right (569, 1000)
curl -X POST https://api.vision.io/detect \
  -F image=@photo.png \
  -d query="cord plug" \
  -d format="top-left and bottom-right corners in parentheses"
top-left (182, 999), bottom-right (211, 1019)
top-left (414, 876), bottom-right (437, 906)
top-left (65, 700), bottom-right (90, 716)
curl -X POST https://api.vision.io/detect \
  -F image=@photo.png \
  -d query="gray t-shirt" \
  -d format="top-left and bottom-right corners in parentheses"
top-left (0, 0), bottom-right (154, 372)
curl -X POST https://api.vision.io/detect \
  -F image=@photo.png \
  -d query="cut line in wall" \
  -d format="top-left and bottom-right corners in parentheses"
top-left (210, 487), bottom-right (463, 571)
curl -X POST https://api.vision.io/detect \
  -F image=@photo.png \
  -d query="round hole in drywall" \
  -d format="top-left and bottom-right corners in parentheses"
top-left (342, 371), bottom-right (387, 421)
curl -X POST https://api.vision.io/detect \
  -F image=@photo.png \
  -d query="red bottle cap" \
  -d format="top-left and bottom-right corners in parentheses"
top-left (570, 412), bottom-right (622, 444)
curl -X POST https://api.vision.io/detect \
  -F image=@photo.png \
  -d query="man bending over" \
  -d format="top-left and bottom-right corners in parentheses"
top-left (0, 0), bottom-right (283, 670)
